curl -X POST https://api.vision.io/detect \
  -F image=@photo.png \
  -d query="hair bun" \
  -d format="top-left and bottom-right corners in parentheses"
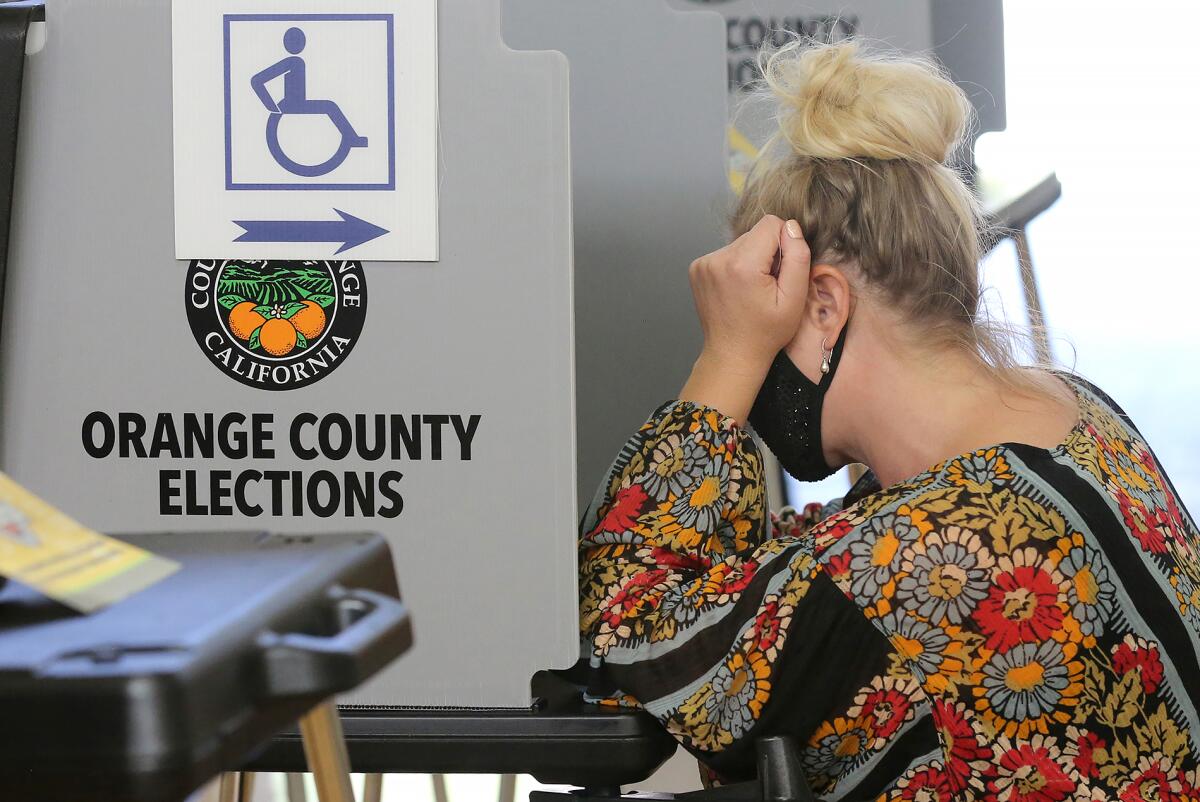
top-left (762, 39), bottom-right (971, 164)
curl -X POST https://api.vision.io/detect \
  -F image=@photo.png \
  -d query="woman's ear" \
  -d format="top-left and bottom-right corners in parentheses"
top-left (782, 264), bottom-right (852, 383)
top-left (806, 264), bottom-right (852, 339)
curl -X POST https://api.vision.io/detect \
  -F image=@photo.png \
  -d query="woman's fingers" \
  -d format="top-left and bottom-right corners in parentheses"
top-left (683, 214), bottom-right (813, 366)
top-left (775, 219), bottom-right (811, 306)
top-left (739, 215), bottom-right (787, 277)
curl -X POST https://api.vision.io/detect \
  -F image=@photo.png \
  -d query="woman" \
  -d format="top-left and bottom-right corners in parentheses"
top-left (575, 39), bottom-right (1200, 800)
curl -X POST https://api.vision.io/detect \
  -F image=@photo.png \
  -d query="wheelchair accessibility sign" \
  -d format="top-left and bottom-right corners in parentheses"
top-left (232, 17), bottom-right (391, 191)
top-left (172, 0), bottom-right (437, 261)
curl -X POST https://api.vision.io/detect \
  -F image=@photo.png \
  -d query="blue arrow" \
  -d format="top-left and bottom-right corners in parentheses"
top-left (232, 209), bottom-right (389, 254)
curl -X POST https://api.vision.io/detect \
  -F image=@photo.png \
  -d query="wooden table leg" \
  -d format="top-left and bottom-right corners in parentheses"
top-left (432, 774), bottom-right (449, 802)
top-left (285, 773), bottom-right (308, 802)
top-left (240, 773), bottom-right (255, 801)
top-left (498, 773), bottom-right (516, 802)
top-left (299, 701), bottom-right (356, 802)
top-left (362, 773), bottom-right (383, 802)
top-left (217, 773), bottom-right (242, 802)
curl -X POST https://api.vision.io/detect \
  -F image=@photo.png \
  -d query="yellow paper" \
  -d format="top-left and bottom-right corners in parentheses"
top-left (0, 473), bottom-right (179, 612)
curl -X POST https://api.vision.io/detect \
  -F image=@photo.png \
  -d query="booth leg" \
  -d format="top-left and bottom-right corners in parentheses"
top-left (299, 701), bottom-right (356, 802)
top-left (432, 774), bottom-right (449, 802)
top-left (1013, 228), bottom-right (1053, 364)
top-left (285, 773), bottom-right (308, 802)
top-left (241, 773), bottom-right (256, 801)
top-left (218, 773), bottom-right (242, 802)
top-left (498, 774), bottom-right (516, 802)
top-left (363, 773), bottom-right (383, 802)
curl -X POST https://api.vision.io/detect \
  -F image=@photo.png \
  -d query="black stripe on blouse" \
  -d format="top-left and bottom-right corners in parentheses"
top-left (1009, 443), bottom-right (1200, 699)
top-left (600, 541), bottom-right (817, 701)
top-left (689, 573), bottom-right (902, 782)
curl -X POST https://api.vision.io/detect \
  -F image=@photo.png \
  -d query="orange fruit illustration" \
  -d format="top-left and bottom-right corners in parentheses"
top-left (259, 318), bottom-right (297, 356)
top-left (290, 300), bottom-right (327, 339)
top-left (228, 301), bottom-right (266, 341)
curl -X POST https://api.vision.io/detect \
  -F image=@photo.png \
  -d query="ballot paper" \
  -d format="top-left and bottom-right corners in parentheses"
top-left (0, 474), bottom-right (179, 612)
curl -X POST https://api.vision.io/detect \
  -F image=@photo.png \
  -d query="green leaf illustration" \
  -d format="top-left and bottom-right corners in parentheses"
top-left (295, 330), bottom-right (308, 349)
top-left (217, 278), bottom-right (260, 298)
top-left (281, 301), bottom-right (307, 320)
top-left (217, 294), bottom-right (246, 310)
top-left (253, 305), bottom-right (274, 317)
top-left (217, 262), bottom-right (334, 309)
top-left (249, 325), bottom-right (262, 351)
top-left (308, 294), bottom-right (336, 309)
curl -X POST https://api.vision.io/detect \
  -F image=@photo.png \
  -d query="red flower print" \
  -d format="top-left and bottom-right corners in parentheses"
top-left (1149, 504), bottom-right (1186, 554)
top-left (721, 560), bottom-right (758, 594)
top-left (602, 569), bottom-right (668, 627)
top-left (994, 740), bottom-right (1075, 802)
top-left (1149, 505), bottom-right (1179, 553)
top-left (898, 767), bottom-right (954, 802)
top-left (1165, 490), bottom-right (1187, 537)
top-left (649, 546), bottom-right (704, 572)
top-left (857, 686), bottom-right (912, 741)
top-left (753, 600), bottom-right (783, 653)
top-left (826, 551), bottom-right (852, 583)
top-left (1176, 770), bottom-right (1199, 802)
top-left (593, 484), bottom-right (648, 536)
top-left (1120, 756), bottom-right (1183, 802)
top-left (974, 559), bottom-right (1064, 652)
top-left (1112, 636), bottom-right (1165, 695)
top-left (1069, 730), bottom-right (1106, 780)
top-left (1115, 484), bottom-right (1167, 554)
top-left (933, 699), bottom-right (992, 793)
top-left (812, 513), bottom-right (854, 545)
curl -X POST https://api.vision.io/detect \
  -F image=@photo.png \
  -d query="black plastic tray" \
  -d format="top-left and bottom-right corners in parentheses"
top-left (245, 669), bottom-right (678, 787)
top-left (0, 530), bottom-right (411, 802)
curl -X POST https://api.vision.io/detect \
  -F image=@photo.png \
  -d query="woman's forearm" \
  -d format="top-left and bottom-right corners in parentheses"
top-left (678, 347), bottom-right (772, 425)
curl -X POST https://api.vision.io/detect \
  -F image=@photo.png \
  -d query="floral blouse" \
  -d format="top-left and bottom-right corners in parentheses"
top-left (575, 372), bottom-right (1200, 800)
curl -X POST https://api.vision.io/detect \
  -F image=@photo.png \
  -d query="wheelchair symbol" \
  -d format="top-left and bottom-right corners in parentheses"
top-left (249, 27), bottom-right (369, 178)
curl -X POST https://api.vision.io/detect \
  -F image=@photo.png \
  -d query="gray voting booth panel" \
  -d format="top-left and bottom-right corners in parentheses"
top-left (503, 1), bottom-right (731, 510)
top-left (666, 0), bottom-right (1005, 180)
top-left (2, 0), bottom-right (575, 706)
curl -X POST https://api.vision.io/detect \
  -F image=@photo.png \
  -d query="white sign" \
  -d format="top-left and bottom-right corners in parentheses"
top-left (172, 0), bottom-right (438, 261)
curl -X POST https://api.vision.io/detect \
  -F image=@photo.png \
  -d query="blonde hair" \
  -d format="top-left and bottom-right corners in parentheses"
top-left (732, 38), bottom-right (1054, 396)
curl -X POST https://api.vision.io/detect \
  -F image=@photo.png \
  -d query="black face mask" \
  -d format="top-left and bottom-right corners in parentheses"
top-left (748, 323), bottom-right (848, 482)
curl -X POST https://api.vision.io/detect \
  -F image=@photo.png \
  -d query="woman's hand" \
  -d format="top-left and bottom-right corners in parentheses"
top-left (679, 215), bottom-right (811, 423)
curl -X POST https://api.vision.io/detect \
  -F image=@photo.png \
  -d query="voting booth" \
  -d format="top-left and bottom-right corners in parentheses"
top-left (2, 0), bottom-right (576, 710)
top-left (501, 0), bottom-right (732, 517)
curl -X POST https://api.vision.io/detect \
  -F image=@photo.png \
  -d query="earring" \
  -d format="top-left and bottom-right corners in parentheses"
top-left (820, 338), bottom-right (832, 375)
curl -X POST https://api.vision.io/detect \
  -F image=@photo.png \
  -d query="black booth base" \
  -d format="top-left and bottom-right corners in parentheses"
top-left (526, 736), bottom-right (815, 802)
top-left (244, 671), bottom-right (677, 787)
top-left (245, 672), bottom-right (818, 802)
